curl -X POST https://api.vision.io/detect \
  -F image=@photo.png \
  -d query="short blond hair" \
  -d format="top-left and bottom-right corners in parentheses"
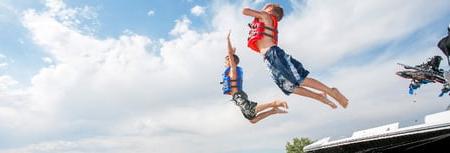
top-left (264, 3), bottom-right (284, 21)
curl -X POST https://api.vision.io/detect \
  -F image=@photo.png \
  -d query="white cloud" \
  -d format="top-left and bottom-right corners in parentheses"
top-left (0, 1), bottom-right (17, 23)
top-left (0, 54), bottom-right (8, 68)
top-left (41, 0), bottom-right (99, 34)
top-left (1, 0), bottom-right (450, 153)
top-left (45, 0), bottom-right (66, 13)
top-left (190, 5), bottom-right (205, 16)
top-left (42, 57), bottom-right (53, 64)
top-left (253, 0), bottom-right (266, 4)
top-left (0, 75), bottom-right (17, 91)
top-left (169, 16), bottom-right (192, 35)
top-left (147, 10), bottom-right (155, 16)
top-left (280, 0), bottom-right (449, 70)
top-left (0, 62), bottom-right (7, 68)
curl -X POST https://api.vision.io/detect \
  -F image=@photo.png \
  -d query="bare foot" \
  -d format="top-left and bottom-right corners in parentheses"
top-left (275, 100), bottom-right (289, 109)
top-left (319, 93), bottom-right (337, 109)
top-left (324, 99), bottom-right (337, 109)
top-left (272, 107), bottom-right (288, 114)
top-left (329, 88), bottom-right (349, 108)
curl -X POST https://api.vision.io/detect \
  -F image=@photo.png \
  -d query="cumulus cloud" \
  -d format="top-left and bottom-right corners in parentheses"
top-left (280, 0), bottom-right (449, 70)
top-left (0, 54), bottom-right (7, 68)
top-left (0, 1), bottom-right (18, 23)
top-left (1, 0), bottom-right (449, 153)
top-left (42, 57), bottom-right (53, 64)
top-left (41, 0), bottom-right (98, 34)
top-left (147, 10), bottom-right (155, 16)
top-left (2, 1), bottom-right (252, 151)
top-left (169, 16), bottom-right (192, 35)
top-left (0, 63), bottom-right (7, 68)
top-left (190, 5), bottom-right (206, 16)
top-left (0, 75), bottom-right (17, 91)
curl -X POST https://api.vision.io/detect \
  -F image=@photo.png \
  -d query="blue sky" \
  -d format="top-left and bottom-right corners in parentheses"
top-left (0, 0), bottom-right (296, 84)
top-left (0, 0), bottom-right (450, 153)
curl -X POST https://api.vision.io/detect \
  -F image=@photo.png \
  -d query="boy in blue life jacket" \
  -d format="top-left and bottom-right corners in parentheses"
top-left (222, 31), bottom-right (288, 124)
top-left (242, 3), bottom-right (349, 109)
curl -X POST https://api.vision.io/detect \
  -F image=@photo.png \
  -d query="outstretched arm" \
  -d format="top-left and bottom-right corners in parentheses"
top-left (227, 31), bottom-right (237, 69)
top-left (227, 31), bottom-right (239, 94)
top-left (242, 7), bottom-right (264, 19)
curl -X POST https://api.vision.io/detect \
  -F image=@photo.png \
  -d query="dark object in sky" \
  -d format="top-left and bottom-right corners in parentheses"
top-left (396, 61), bottom-right (449, 96)
top-left (304, 111), bottom-right (450, 153)
top-left (438, 26), bottom-right (450, 65)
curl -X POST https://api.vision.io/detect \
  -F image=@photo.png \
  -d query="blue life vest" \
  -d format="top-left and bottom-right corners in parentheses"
top-left (222, 66), bottom-right (243, 94)
top-left (408, 80), bottom-right (431, 95)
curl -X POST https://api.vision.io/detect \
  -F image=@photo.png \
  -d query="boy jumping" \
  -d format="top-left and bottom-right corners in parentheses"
top-left (222, 31), bottom-right (288, 124)
top-left (242, 3), bottom-right (349, 109)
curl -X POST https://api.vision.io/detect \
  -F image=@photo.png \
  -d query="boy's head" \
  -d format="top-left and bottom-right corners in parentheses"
top-left (263, 3), bottom-right (284, 21)
top-left (225, 54), bottom-right (240, 66)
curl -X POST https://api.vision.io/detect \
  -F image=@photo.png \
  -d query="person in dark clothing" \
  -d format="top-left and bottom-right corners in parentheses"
top-left (437, 24), bottom-right (450, 65)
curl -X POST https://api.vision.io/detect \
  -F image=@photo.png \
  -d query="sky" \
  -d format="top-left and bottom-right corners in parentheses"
top-left (0, 0), bottom-right (449, 153)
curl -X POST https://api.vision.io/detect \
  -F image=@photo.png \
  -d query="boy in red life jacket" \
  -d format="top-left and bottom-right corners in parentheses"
top-left (222, 31), bottom-right (289, 124)
top-left (242, 3), bottom-right (349, 109)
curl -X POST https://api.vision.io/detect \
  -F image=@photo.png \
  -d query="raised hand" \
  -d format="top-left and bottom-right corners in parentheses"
top-left (227, 30), bottom-right (236, 55)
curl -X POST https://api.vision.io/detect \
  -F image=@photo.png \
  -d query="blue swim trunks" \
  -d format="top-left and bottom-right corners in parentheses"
top-left (264, 46), bottom-right (310, 95)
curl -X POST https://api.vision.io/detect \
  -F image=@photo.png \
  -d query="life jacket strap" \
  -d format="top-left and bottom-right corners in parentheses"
top-left (263, 33), bottom-right (276, 39)
top-left (264, 26), bottom-right (277, 33)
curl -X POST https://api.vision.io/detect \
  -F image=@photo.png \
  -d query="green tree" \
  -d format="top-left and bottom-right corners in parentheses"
top-left (286, 137), bottom-right (313, 153)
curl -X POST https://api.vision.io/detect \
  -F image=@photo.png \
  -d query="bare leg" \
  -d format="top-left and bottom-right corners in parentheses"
top-left (302, 77), bottom-right (348, 108)
top-left (329, 88), bottom-right (348, 108)
top-left (255, 100), bottom-right (288, 113)
top-left (302, 78), bottom-right (332, 93)
top-left (249, 100), bottom-right (288, 124)
top-left (293, 86), bottom-right (337, 109)
top-left (250, 107), bottom-right (287, 124)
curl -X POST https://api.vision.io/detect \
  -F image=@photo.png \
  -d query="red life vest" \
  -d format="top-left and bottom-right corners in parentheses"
top-left (247, 15), bottom-right (278, 53)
